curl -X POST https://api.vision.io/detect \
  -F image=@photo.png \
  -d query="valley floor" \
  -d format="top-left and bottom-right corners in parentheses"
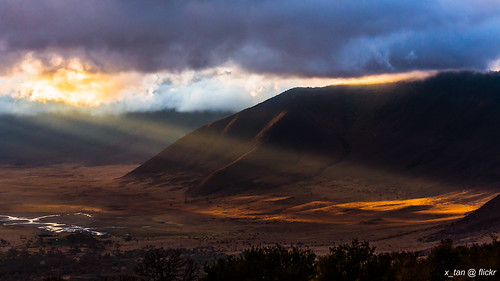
top-left (0, 164), bottom-right (497, 255)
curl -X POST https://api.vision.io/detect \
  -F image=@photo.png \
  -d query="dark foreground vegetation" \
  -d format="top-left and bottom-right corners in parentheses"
top-left (0, 233), bottom-right (499, 281)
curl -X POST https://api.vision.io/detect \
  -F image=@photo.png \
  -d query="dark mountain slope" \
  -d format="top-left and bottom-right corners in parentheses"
top-left (424, 194), bottom-right (500, 242)
top-left (127, 71), bottom-right (500, 196)
top-left (462, 195), bottom-right (500, 225)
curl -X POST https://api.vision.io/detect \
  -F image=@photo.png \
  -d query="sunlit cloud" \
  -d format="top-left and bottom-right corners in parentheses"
top-left (488, 58), bottom-right (500, 71)
top-left (0, 53), bottom-right (156, 107)
top-left (0, 54), bottom-right (437, 115)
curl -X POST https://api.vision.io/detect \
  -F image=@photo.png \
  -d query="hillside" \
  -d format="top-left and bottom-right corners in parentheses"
top-left (427, 194), bottom-right (500, 241)
top-left (127, 71), bottom-right (500, 197)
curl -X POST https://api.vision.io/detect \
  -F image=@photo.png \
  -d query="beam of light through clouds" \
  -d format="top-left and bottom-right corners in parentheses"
top-left (0, 0), bottom-right (499, 113)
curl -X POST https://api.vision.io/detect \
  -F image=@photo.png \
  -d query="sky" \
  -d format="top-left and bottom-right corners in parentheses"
top-left (1, 0), bottom-right (500, 114)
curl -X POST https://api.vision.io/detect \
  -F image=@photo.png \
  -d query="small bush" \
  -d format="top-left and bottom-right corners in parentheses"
top-left (316, 239), bottom-right (375, 281)
top-left (316, 239), bottom-right (427, 281)
top-left (202, 244), bottom-right (316, 281)
top-left (135, 247), bottom-right (199, 281)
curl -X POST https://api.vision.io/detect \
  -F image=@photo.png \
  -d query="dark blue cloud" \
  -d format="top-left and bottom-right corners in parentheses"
top-left (1, 0), bottom-right (499, 77)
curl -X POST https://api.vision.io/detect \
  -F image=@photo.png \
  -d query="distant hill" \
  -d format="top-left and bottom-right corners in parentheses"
top-left (127, 71), bottom-right (500, 196)
top-left (423, 194), bottom-right (500, 242)
top-left (462, 195), bottom-right (500, 225)
top-left (0, 110), bottom-right (231, 166)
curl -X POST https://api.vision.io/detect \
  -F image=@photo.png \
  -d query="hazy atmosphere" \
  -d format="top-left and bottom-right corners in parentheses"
top-left (1, 1), bottom-right (500, 280)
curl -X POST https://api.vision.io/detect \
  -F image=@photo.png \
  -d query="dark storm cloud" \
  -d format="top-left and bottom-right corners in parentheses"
top-left (1, 0), bottom-right (500, 77)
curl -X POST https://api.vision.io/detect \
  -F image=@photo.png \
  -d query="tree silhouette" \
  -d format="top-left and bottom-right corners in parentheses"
top-left (135, 247), bottom-right (199, 281)
top-left (202, 244), bottom-right (316, 281)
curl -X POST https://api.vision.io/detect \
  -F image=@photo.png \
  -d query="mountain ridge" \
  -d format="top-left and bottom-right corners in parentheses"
top-left (127, 71), bottom-right (500, 197)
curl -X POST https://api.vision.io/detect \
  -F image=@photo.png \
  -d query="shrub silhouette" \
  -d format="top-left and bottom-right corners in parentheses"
top-left (202, 244), bottom-right (316, 281)
top-left (316, 239), bottom-right (427, 281)
top-left (135, 247), bottom-right (199, 281)
top-left (316, 239), bottom-right (375, 281)
top-left (426, 239), bottom-right (466, 281)
top-left (0, 236), bottom-right (499, 280)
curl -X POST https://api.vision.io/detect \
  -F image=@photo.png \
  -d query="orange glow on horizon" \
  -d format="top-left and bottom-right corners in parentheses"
top-left (0, 53), bottom-right (438, 110)
top-left (326, 70), bottom-right (438, 85)
top-left (289, 70), bottom-right (438, 89)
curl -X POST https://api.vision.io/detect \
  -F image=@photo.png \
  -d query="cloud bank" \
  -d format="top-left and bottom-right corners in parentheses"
top-left (1, 54), bottom-right (435, 115)
top-left (0, 0), bottom-right (499, 113)
top-left (2, 0), bottom-right (500, 77)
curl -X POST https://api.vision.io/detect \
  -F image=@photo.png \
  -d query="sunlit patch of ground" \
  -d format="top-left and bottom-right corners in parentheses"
top-left (191, 190), bottom-right (499, 225)
top-left (332, 191), bottom-right (496, 214)
top-left (328, 191), bottom-right (499, 222)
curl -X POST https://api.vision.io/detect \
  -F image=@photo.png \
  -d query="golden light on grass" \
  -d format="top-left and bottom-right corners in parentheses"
top-left (332, 191), bottom-right (497, 215)
top-left (192, 191), bottom-right (499, 225)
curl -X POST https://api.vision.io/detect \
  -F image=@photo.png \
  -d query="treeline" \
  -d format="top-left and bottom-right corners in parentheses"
top-left (123, 239), bottom-right (500, 281)
top-left (0, 233), bottom-right (499, 281)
